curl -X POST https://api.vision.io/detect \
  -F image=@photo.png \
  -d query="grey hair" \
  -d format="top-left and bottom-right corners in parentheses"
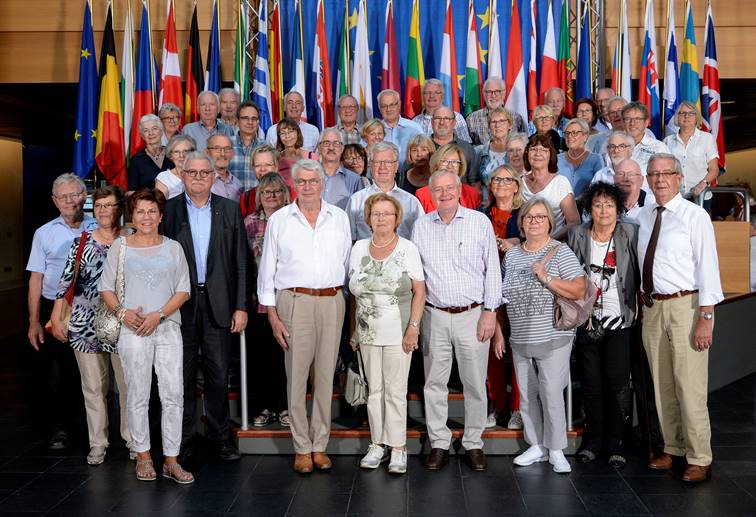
top-left (596, 87), bottom-right (615, 99)
top-left (621, 101), bottom-right (649, 120)
top-left (166, 135), bottom-right (197, 158)
top-left (647, 153), bottom-right (683, 176)
top-left (206, 133), bottom-right (233, 149)
top-left (197, 90), bottom-right (219, 106)
top-left (483, 76), bottom-right (506, 91)
top-left (283, 90), bottom-right (304, 105)
top-left (368, 141), bottom-right (400, 163)
top-left (218, 87), bottom-right (240, 101)
top-left (532, 104), bottom-right (555, 119)
top-left (506, 132), bottom-right (529, 147)
top-left (319, 127), bottom-right (345, 145)
top-left (429, 169), bottom-right (462, 187)
top-left (565, 118), bottom-right (590, 135)
top-left (138, 114), bottom-right (163, 135)
top-left (292, 158), bottom-right (326, 182)
top-left (422, 78), bottom-right (444, 94)
top-left (518, 196), bottom-right (556, 235)
top-left (52, 173), bottom-right (86, 196)
top-left (675, 101), bottom-right (703, 127)
top-left (255, 172), bottom-right (290, 212)
top-left (607, 130), bottom-right (635, 147)
top-left (377, 89), bottom-right (400, 105)
top-left (544, 87), bottom-right (566, 101)
top-left (183, 151), bottom-right (215, 172)
top-left (337, 94), bottom-right (358, 107)
top-left (158, 103), bottom-right (182, 118)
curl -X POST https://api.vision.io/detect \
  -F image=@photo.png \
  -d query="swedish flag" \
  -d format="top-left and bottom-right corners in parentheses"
top-left (72, 1), bottom-right (97, 178)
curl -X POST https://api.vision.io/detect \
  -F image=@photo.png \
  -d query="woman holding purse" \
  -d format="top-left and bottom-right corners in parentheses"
top-left (51, 185), bottom-right (132, 465)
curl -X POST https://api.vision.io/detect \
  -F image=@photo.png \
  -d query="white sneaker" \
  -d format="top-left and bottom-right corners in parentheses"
top-left (87, 446), bottom-right (107, 465)
top-left (549, 450), bottom-right (572, 474)
top-left (513, 445), bottom-right (548, 466)
top-left (507, 410), bottom-right (523, 430)
top-left (485, 412), bottom-right (498, 429)
top-left (388, 448), bottom-right (407, 474)
top-left (360, 443), bottom-right (388, 469)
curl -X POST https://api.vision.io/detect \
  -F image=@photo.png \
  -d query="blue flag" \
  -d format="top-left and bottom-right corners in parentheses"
top-left (575, 6), bottom-right (591, 101)
top-left (204, 0), bottom-right (221, 93)
top-left (252, 0), bottom-right (273, 132)
top-left (73, 1), bottom-right (97, 178)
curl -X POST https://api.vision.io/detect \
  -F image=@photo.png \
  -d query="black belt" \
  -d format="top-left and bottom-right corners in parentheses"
top-left (425, 302), bottom-right (481, 314)
top-left (196, 283), bottom-right (207, 293)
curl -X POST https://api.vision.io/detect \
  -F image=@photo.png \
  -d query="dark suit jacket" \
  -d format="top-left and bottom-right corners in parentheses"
top-left (161, 193), bottom-right (247, 327)
top-left (566, 220), bottom-right (640, 324)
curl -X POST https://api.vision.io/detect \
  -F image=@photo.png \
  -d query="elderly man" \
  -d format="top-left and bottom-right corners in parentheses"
top-left (258, 159), bottom-right (352, 474)
top-left (162, 151), bottom-right (248, 462)
top-left (230, 101), bottom-right (265, 191)
top-left (318, 128), bottom-right (363, 210)
top-left (219, 88), bottom-right (240, 130)
top-left (27, 174), bottom-right (98, 449)
top-left (159, 102), bottom-right (183, 143)
top-left (265, 91), bottom-right (320, 151)
top-left (347, 142), bottom-right (424, 240)
top-left (528, 87), bottom-right (569, 137)
top-left (411, 170), bottom-right (501, 472)
top-left (239, 145), bottom-right (295, 217)
top-left (613, 158), bottom-right (656, 220)
top-left (622, 102), bottom-right (670, 174)
top-left (466, 77), bottom-right (527, 145)
top-left (206, 134), bottom-right (243, 203)
top-left (378, 89), bottom-right (423, 167)
top-left (182, 91), bottom-right (233, 152)
top-left (431, 106), bottom-right (480, 185)
top-left (592, 132), bottom-right (652, 195)
top-left (638, 153), bottom-right (722, 484)
top-left (588, 96), bottom-right (628, 154)
top-left (593, 87), bottom-right (615, 132)
top-left (412, 79), bottom-right (471, 142)
top-left (335, 95), bottom-right (362, 145)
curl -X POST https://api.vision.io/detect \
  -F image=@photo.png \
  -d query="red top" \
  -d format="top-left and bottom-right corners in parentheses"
top-left (415, 183), bottom-right (482, 212)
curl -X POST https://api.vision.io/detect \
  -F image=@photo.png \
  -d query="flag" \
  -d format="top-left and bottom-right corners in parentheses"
top-left (404, 0), bottom-right (425, 118)
top-left (440, 0), bottom-right (460, 112)
top-left (130, 0), bottom-right (157, 157)
top-left (382, 0), bottom-right (401, 96)
top-left (312, 0), bottom-right (334, 129)
top-left (487, 1), bottom-right (503, 83)
top-left (251, 0), bottom-right (272, 132)
top-left (95, 2), bottom-right (126, 189)
top-left (638, 0), bottom-right (662, 139)
top-left (464, 0), bottom-right (483, 116)
top-left (352, 0), bottom-right (373, 122)
top-left (121, 0), bottom-right (135, 161)
top-left (234, 0), bottom-right (250, 100)
top-left (575, 2), bottom-right (592, 101)
top-left (527, 0), bottom-right (539, 116)
top-left (269, 1), bottom-right (284, 122)
top-left (702, 0), bottom-right (725, 170)
top-left (539, 1), bottom-right (559, 103)
top-left (204, 0), bottom-right (221, 93)
top-left (72, 0), bottom-right (97, 179)
top-left (504, 0), bottom-right (528, 126)
top-left (289, 0), bottom-right (307, 119)
top-left (184, 1), bottom-right (203, 124)
top-left (612, 0), bottom-right (632, 101)
top-left (158, 0), bottom-right (183, 114)
top-left (337, 1), bottom-right (351, 99)
top-left (681, 0), bottom-right (700, 110)
top-left (663, 0), bottom-right (680, 133)
top-left (557, 0), bottom-right (573, 116)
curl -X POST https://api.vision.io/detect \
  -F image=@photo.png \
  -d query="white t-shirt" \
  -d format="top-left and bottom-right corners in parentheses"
top-left (521, 174), bottom-right (573, 232)
top-left (664, 129), bottom-right (719, 194)
top-left (589, 237), bottom-right (623, 325)
top-left (155, 170), bottom-right (185, 199)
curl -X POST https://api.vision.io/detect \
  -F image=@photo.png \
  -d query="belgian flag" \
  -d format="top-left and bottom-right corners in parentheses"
top-left (185, 3), bottom-right (204, 124)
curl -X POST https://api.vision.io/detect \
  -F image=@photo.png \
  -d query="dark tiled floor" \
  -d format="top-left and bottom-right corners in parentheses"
top-left (2, 334), bottom-right (756, 516)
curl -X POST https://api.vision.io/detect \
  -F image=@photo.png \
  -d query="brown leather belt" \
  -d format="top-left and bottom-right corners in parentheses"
top-left (425, 302), bottom-right (481, 314)
top-left (287, 286), bottom-right (343, 297)
top-left (652, 289), bottom-right (698, 301)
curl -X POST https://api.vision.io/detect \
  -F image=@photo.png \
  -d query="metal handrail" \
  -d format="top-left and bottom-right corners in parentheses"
top-left (697, 186), bottom-right (751, 222)
top-left (240, 330), bottom-right (249, 431)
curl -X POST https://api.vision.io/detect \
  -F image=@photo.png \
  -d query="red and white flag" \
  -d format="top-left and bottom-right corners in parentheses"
top-left (538, 2), bottom-right (559, 103)
top-left (381, 0), bottom-right (401, 94)
top-left (527, 0), bottom-right (538, 117)
top-left (702, 0), bottom-right (725, 171)
top-left (505, 0), bottom-right (528, 125)
top-left (158, 0), bottom-right (183, 114)
top-left (312, 0), bottom-right (333, 129)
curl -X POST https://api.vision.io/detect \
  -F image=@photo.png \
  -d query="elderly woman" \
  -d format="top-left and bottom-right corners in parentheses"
top-left (277, 118), bottom-right (318, 184)
top-left (128, 114), bottom-right (175, 193)
top-left (246, 173), bottom-right (291, 428)
top-left (566, 181), bottom-right (639, 469)
top-left (155, 135), bottom-right (196, 199)
top-left (99, 188), bottom-right (191, 483)
top-left (399, 134), bottom-right (435, 196)
top-left (349, 193), bottom-right (425, 475)
top-left (341, 143), bottom-right (370, 187)
top-left (506, 132), bottom-right (529, 176)
top-left (575, 98), bottom-right (601, 135)
top-left (663, 101), bottom-right (719, 198)
top-left (504, 198), bottom-right (586, 474)
top-left (521, 134), bottom-right (580, 237)
top-left (50, 185), bottom-right (132, 465)
top-left (361, 118), bottom-right (386, 154)
top-left (158, 103), bottom-right (183, 143)
top-left (531, 105), bottom-right (564, 152)
top-left (557, 118), bottom-right (604, 197)
top-left (477, 107), bottom-right (513, 206)
top-left (416, 144), bottom-right (481, 212)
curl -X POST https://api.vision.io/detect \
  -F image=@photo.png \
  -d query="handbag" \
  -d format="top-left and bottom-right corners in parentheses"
top-left (540, 244), bottom-right (599, 331)
top-left (576, 236), bottom-right (614, 344)
top-left (94, 236), bottom-right (127, 346)
top-left (344, 349), bottom-right (369, 407)
top-left (46, 232), bottom-right (89, 335)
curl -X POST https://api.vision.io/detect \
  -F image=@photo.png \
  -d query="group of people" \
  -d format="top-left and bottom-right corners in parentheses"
top-left (27, 78), bottom-right (722, 485)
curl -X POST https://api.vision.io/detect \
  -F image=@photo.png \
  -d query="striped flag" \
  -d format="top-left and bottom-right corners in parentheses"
top-left (312, 0), bottom-right (334, 129)
top-left (404, 0), bottom-right (425, 118)
top-left (337, 1), bottom-right (351, 99)
top-left (463, 0), bottom-right (483, 116)
top-left (702, 0), bottom-right (725, 170)
top-left (504, 0), bottom-right (528, 126)
top-left (487, 1), bottom-right (503, 82)
top-left (638, 0), bottom-right (662, 139)
top-left (121, 0), bottom-right (135, 161)
top-left (269, 1), bottom-right (284, 122)
top-left (72, 0), bottom-right (97, 179)
top-left (557, 0), bottom-right (573, 116)
top-left (204, 0), bottom-right (221, 93)
top-left (158, 0), bottom-right (183, 114)
top-left (681, 0), bottom-right (700, 111)
top-left (440, 0), bottom-right (460, 112)
top-left (612, 0), bottom-right (632, 101)
top-left (130, 0), bottom-right (156, 157)
top-left (352, 0), bottom-right (373, 122)
top-left (290, 0), bottom-right (307, 119)
top-left (575, 2), bottom-right (592, 101)
top-left (663, 0), bottom-right (680, 134)
top-left (251, 0), bottom-right (272, 132)
top-left (234, 0), bottom-right (250, 101)
top-left (539, 1), bottom-right (559, 103)
top-left (382, 0), bottom-right (401, 96)
top-left (527, 0), bottom-right (539, 116)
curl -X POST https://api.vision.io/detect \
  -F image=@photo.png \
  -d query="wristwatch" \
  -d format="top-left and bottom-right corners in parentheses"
top-left (159, 309), bottom-right (166, 323)
top-left (545, 274), bottom-right (554, 286)
top-left (699, 311), bottom-right (714, 320)
top-left (408, 320), bottom-right (419, 329)
top-left (483, 308), bottom-right (497, 312)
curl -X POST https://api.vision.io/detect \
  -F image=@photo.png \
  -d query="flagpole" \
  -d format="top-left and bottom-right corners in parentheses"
top-left (144, 0), bottom-right (155, 109)
top-left (90, 0), bottom-right (97, 187)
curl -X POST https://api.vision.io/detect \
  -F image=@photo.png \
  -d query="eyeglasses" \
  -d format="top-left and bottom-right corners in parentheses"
top-left (254, 162), bottom-right (276, 169)
top-left (564, 130), bottom-right (585, 137)
top-left (372, 160), bottom-right (398, 168)
top-left (491, 176), bottom-right (515, 186)
top-left (160, 115), bottom-right (180, 123)
top-left (379, 101), bottom-right (400, 110)
top-left (489, 119), bottom-right (510, 126)
top-left (184, 169), bottom-right (214, 178)
top-left (370, 212), bottom-right (396, 219)
top-left (239, 116), bottom-right (259, 122)
top-left (534, 116), bottom-right (553, 122)
top-left (294, 178), bottom-right (322, 187)
top-left (528, 147), bottom-right (549, 155)
top-left (54, 191), bottom-right (85, 202)
top-left (430, 186), bottom-right (459, 195)
top-left (207, 146), bottom-right (233, 154)
top-left (614, 171), bottom-right (640, 179)
top-left (338, 104), bottom-right (358, 111)
top-left (171, 148), bottom-right (194, 157)
top-left (678, 111), bottom-right (697, 118)
top-left (261, 189), bottom-right (285, 197)
top-left (576, 108), bottom-right (593, 115)
top-left (439, 159), bottom-right (462, 168)
top-left (647, 171), bottom-right (678, 179)
top-left (279, 129), bottom-right (297, 136)
top-left (432, 116), bottom-right (454, 122)
top-left (94, 202), bottom-right (118, 210)
top-left (424, 90), bottom-right (442, 97)
top-left (623, 116), bottom-right (647, 124)
top-left (134, 208), bottom-right (160, 217)
top-left (484, 89), bottom-right (504, 95)
top-left (592, 202), bottom-right (616, 211)
top-left (524, 214), bottom-right (548, 223)
top-left (319, 141), bottom-right (343, 148)
top-left (142, 126), bottom-right (162, 134)
top-left (607, 144), bottom-right (632, 152)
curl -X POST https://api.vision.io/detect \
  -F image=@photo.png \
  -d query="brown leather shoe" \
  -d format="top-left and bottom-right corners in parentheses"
top-left (294, 453), bottom-right (313, 473)
top-left (648, 453), bottom-right (674, 470)
top-left (465, 449), bottom-right (487, 471)
top-left (312, 452), bottom-right (332, 470)
top-left (681, 464), bottom-right (711, 483)
top-left (424, 448), bottom-right (449, 470)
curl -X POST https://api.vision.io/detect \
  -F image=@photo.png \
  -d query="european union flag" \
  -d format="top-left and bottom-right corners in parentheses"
top-left (72, 1), bottom-right (97, 178)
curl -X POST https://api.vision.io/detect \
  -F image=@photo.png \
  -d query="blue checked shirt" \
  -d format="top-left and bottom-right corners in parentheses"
top-left (229, 133), bottom-right (264, 190)
top-left (412, 111), bottom-right (472, 143)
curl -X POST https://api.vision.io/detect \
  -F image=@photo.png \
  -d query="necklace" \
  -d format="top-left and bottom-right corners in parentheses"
top-left (522, 240), bottom-right (550, 253)
top-left (567, 148), bottom-right (587, 161)
top-left (371, 233), bottom-right (397, 249)
top-left (591, 227), bottom-right (614, 243)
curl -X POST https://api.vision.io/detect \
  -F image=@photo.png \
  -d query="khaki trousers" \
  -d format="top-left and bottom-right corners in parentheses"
top-left (73, 350), bottom-right (131, 448)
top-left (361, 344), bottom-right (413, 448)
top-left (642, 294), bottom-right (712, 466)
top-left (276, 289), bottom-right (345, 454)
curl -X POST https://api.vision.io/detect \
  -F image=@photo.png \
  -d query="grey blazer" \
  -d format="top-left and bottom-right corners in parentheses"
top-left (566, 221), bottom-right (640, 324)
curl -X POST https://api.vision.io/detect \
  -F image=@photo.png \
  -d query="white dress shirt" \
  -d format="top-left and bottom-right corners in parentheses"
top-left (347, 183), bottom-right (425, 241)
top-left (632, 134), bottom-right (670, 175)
top-left (265, 120), bottom-right (321, 151)
top-left (637, 194), bottom-right (723, 306)
top-left (663, 129), bottom-right (719, 194)
top-left (257, 201), bottom-right (352, 306)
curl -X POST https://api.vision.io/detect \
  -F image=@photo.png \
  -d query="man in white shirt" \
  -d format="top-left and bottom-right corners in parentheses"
top-left (622, 102), bottom-right (670, 174)
top-left (412, 79), bottom-right (471, 142)
top-left (615, 159), bottom-right (655, 221)
top-left (257, 159), bottom-right (352, 474)
top-left (593, 87), bottom-right (615, 132)
top-left (592, 132), bottom-right (653, 195)
top-left (265, 91), bottom-right (320, 151)
top-left (638, 153), bottom-right (723, 484)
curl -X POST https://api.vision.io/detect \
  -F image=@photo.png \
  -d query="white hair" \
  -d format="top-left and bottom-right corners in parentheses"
top-left (292, 158), bottom-right (326, 182)
top-left (52, 173), bottom-right (86, 196)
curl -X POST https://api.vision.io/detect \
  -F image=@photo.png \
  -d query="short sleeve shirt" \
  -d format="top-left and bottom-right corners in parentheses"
top-left (521, 175), bottom-right (573, 232)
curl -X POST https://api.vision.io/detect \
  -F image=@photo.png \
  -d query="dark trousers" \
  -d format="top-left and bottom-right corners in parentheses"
top-left (630, 323), bottom-right (665, 457)
top-left (250, 313), bottom-right (287, 414)
top-left (575, 326), bottom-right (632, 455)
top-left (181, 290), bottom-right (231, 444)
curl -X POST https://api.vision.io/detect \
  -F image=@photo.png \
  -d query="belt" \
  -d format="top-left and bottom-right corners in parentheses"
top-left (425, 302), bottom-right (481, 314)
top-left (652, 289), bottom-right (698, 301)
top-left (287, 286), bottom-right (343, 297)
top-left (195, 283), bottom-right (207, 293)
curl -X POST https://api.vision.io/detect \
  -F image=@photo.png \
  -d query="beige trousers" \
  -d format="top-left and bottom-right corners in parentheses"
top-left (73, 349), bottom-right (131, 448)
top-left (276, 289), bottom-right (345, 454)
top-left (642, 294), bottom-right (712, 466)
top-left (361, 344), bottom-right (413, 448)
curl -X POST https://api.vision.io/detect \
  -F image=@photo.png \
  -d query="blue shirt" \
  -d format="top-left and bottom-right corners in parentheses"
top-left (322, 166), bottom-right (364, 210)
top-left (556, 152), bottom-right (605, 197)
top-left (181, 120), bottom-right (234, 152)
top-left (26, 215), bottom-right (97, 300)
top-left (186, 196), bottom-right (212, 283)
top-left (229, 133), bottom-right (264, 190)
top-left (382, 117), bottom-right (423, 168)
